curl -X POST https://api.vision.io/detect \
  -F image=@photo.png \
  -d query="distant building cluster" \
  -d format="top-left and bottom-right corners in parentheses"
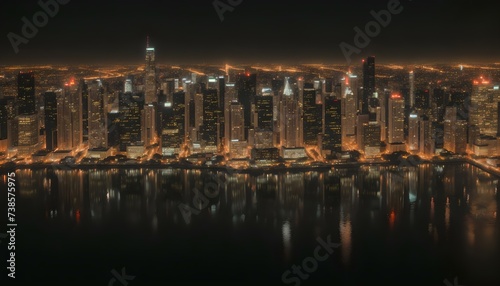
top-left (2, 44), bottom-right (500, 166)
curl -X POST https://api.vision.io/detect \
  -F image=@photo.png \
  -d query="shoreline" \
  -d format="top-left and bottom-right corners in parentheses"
top-left (3, 157), bottom-right (497, 176)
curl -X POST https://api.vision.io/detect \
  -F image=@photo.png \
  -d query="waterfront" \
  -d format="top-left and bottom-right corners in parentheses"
top-left (1, 163), bottom-right (499, 285)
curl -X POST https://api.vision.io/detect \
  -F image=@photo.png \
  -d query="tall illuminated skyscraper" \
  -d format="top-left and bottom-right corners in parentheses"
top-left (280, 78), bottom-right (300, 148)
top-left (57, 80), bottom-right (83, 151)
top-left (341, 73), bottom-right (357, 148)
top-left (236, 73), bottom-right (257, 140)
top-left (388, 94), bottom-right (405, 144)
top-left (44, 91), bottom-right (58, 151)
top-left (201, 88), bottom-right (219, 152)
top-left (88, 80), bottom-right (107, 150)
top-left (323, 96), bottom-right (342, 154)
top-left (470, 78), bottom-right (500, 136)
top-left (143, 38), bottom-right (158, 146)
top-left (255, 95), bottom-right (273, 131)
top-left (362, 56), bottom-right (375, 115)
top-left (119, 92), bottom-right (143, 151)
top-left (302, 85), bottom-right (321, 146)
top-left (409, 71), bottom-right (415, 108)
top-left (408, 110), bottom-right (419, 152)
top-left (17, 71), bottom-right (36, 115)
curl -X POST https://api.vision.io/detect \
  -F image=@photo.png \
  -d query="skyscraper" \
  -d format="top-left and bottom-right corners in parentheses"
top-left (362, 56), bottom-right (375, 115)
top-left (143, 38), bottom-right (158, 146)
top-left (409, 71), bottom-right (415, 108)
top-left (44, 91), bottom-right (58, 151)
top-left (88, 80), bottom-right (107, 150)
top-left (388, 94), bottom-right (405, 144)
top-left (323, 96), bottom-right (342, 154)
top-left (470, 78), bottom-right (500, 136)
top-left (408, 110), bottom-right (419, 152)
top-left (17, 71), bottom-right (36, 115)
top-left (302, 85), bottom-right (321, 146)
top-left (255, 95), bottom-right (273, 131)
top-left (201, 88), bottom-right (219, 151)
top-left (119, 92), bottom-right (143, 151)
top-left (64, 80), bottom-right (83, 150)
top-left (236, 73), bottom-right (257, 140)
top-left (280, 78), bottom-right (300, 148)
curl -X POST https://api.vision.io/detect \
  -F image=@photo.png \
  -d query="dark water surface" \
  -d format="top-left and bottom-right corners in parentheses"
top-left (1, 164), bottom-right (499, 285)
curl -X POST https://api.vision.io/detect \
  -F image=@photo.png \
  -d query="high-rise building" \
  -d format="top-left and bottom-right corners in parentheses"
top-left (408, 110), bottom-right (419, 152)
top-left (280, 79), bottom-right (300, 148)
top-left (16, 114), bottom-right (40, 156)
top-left (388, 94), bottom-right (405, 144)
top-left (17, 71), bottom-right (36, 115)
top-left (444, 106), bottom-right (468, 154)
top-left (230, 101), bottom-right (245, 142)
top-left (57, 81), bottom-right (83, 151)
top-left (470, 79), bottom-right (500, 136)
top-left (303, 86), bottom-right (321, 145)
top-left (341, 73), bottom-right (358, 148)
top-left (81, 80), bottom-right (89, 142)
top-left (255, 95), bottom-right (273, 131)
top-left (415, 89), bottom-right (430, 110)
top-left (145, 39), bottom-right (157, 104)
top-left (363, 122), bottom-right (381, 157)
top-left (201, 88), bottom-right (219, 151)
top-left (88, 80), bottom-right (107, 150)
top-left (323, 96), bottom-right (342, 154)
top-left (409, 71), bottom-right (415, 108)
top-left (235, 73), bottom-right (257, 140)
top-left (44, 92), bottom-right (58, 151)
top-left (119, 92), bottom-right (143, 151)
top-left (362, 56), bottom-right (375, 115)
top-left (124, 78), bottom-right (133, 93)
top-left (218, 76), bottom-right (226, 141)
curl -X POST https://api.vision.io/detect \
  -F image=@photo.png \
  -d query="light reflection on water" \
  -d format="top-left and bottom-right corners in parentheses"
top-left (2, 163), bottom-right (499, 284)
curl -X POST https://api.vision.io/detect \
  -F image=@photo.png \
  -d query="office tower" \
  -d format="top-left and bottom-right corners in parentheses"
top-left (17, 71), bottom-right (36, 115)
top-left (362, 56), bottom-right (375, 114)
top-left (388, 94), bottom-right (405, 144)
top-left (230, 101), bottom-right (245, 142)
top-left (444, 106), bottom-right (467, 154)
top-left (255, 95), bottom-right (273, 131)
top-left (124, 78), bottom-right (133, 93)
top-left (280, 78), bottom-right (300, 148)
top-left (161, 78), bottom-right (176, 103)
top-left (408, 110), bottom-right (419, 152)
top-left (16, 114), bottom-right (40, 156)
top-left (409, 71), bottom-right (415, 108)
top-left (323, 96), bottom-right (342, 154)
top-left (341, 73), bottom-right (357, 148)
top-left (324, 78), bottom-right (334, 94)
top-left (118, 92), bottom-right (143, 151)
top-left (432, 88), bottom-right (447, 122)
top-left (44, 92), bottom-right (58, 151)
top-left (357, 114), bottom-right (370, 150)
top-left (88, 80), bottom-right (107, 150)
top-left (470, 79), bottom-right (500, 136)
top-left (235, 73), bottom-right (257, 140)
top-left (415, 89), bottom-right (430, 110)
top-left (160, 102), bottom-right (181, 155)
top-left (80, 80), bottom-right (89, 142)
top-left (363, 122), bottom-right (381, 157)
top-left (450, 91), bottom-right (469, 120)
top-left (0, 98), bottom-right (8, 141)
top-left (303, 86), bottom-right (321, 146)
top-left (218, 76), bottom-right (226, 141)
top-left (107, 112), bottom-right (120, 148)
top-left (57, 81), bottom-right (83, 151)
top-left (173, 91), bottom-right (186, 145)
top-left (387, 94), bottom-right (405, 152)
top-left (201, 88), bottom-right (219, 152)
top-left (145, 39), bottom-right (157, 104)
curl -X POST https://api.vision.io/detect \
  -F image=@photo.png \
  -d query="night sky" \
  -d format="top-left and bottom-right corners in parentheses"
top-left (0, 0), bottom-right (498, 65)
